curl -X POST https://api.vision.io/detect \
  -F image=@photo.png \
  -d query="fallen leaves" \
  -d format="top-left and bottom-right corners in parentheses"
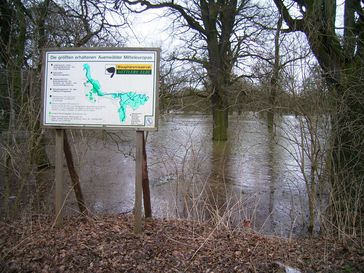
top-left (0, 215), bottom-right (363, 273)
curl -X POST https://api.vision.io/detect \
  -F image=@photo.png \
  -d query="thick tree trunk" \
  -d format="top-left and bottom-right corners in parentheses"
top-left (212, 108), bottom-right (228, 141)
top-left (208, 47), bottom-right (230, 141)
top-left (211, 93), bottom-right (228, 141)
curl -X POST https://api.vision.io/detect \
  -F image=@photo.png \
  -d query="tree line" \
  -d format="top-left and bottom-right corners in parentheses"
top-left (0, 0), bottom-right (363, 237)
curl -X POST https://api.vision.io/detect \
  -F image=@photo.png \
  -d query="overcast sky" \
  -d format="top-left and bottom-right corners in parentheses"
top-left (125, 9), bottom-right (174, 48)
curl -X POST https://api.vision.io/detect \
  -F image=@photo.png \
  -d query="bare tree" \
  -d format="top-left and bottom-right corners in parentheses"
top-left (0, 0), bottom-right (127, 217)
top-left (116, 0), bottom-right (266, 141)
top-left (273, 0), bottom-right (364, 233)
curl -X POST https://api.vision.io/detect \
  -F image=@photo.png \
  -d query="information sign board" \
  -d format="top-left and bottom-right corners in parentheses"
top-left (42, 48), bottom-right (159, 130)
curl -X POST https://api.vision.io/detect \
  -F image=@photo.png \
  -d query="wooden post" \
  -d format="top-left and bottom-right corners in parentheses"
top-left (63, 131), bottom-right (87, 215)
top-left (55, 129), bottom-right (64, 226)
top-left (134, 130), bottom-right (144, 234)
top-left (142, 132), bottom-right (152, 218)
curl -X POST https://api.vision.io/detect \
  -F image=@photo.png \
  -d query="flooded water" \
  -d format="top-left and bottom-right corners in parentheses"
top-left (57, 112), bottom-right (329, 237)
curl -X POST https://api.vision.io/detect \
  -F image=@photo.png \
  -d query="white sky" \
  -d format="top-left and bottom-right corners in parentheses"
top-left (125, 10), bottom-right (175, 48)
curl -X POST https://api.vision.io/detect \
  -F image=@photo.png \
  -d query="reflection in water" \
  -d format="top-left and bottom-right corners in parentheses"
top-left (60, 113), bottom-right (327, 237)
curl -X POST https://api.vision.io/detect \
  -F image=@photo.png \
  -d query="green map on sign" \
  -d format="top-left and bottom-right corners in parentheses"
top-left (83, 64), bottom-right (149, 123)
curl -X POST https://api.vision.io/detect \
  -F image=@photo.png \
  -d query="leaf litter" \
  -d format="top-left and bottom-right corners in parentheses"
top-left (0, 215), bottom-right (363, 273)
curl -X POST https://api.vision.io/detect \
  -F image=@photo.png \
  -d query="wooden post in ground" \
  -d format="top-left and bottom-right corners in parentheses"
top-left (63, 131), bottom-right (87, 215)
top-left (55, 129), bottom-right (64, 226)
top-left (142, 132), bottom-right (152, 218)
top-left (134, 130), bottom-right (144, 234)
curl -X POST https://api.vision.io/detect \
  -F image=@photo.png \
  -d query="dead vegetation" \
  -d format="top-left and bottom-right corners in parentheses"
top-left (0, 214), bottom-right (363, 273)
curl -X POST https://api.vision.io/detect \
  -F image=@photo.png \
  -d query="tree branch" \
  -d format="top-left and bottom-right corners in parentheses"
top-left (120, 0), bottom-right (207, 35)
top-left (272, 0), bottom-right (303, 31)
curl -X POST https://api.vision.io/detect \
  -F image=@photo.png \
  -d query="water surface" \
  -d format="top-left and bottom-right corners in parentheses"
top-left (60, 112), bottom-right (328, 236)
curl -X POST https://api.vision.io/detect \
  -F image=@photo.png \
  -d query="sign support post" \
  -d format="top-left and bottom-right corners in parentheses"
top-left (55, 129), bottom-right (64, 226)
top-left (134, 130), bottom-right (144, 234)
top-left (42, 48), bottom-right (160, 230)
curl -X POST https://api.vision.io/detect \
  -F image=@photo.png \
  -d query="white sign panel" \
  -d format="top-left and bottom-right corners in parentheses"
top-left (42, 48), bottom-right (159, 130)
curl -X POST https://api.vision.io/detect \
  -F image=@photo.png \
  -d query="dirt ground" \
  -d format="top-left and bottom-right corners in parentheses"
top-left (0, 215), bottom-right (363, 273)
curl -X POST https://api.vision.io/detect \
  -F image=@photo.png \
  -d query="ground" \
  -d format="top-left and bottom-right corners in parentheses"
top-left (0, 215), bottom-right (363, 273)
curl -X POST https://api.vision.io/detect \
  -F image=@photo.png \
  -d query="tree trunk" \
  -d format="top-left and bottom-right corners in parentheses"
top-left (268, 16), bottom-right (282, 131)
top-left (273, 0), bottom-right (364, 234)
top-left (299, 0), bottom-right (364, 229)
top-left (211, 93), bottom-right (228, 141)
